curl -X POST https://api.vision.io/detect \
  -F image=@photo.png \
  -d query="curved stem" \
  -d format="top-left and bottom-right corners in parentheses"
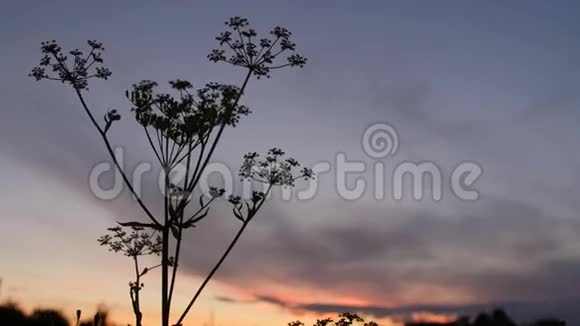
top-left (175, 220), bottom-right (249, 325)
top-left (189, 70), bottom-right (252, 190)
top-left (175, 185), bottom-right (272, 325)
top-left (73, 89), bottom-right (162, 228)
top-left (144, 126), bottom-right (164, 165)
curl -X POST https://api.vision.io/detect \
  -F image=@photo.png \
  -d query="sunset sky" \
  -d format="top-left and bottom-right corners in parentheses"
top-left (2, 1), bottom-right (580, 325)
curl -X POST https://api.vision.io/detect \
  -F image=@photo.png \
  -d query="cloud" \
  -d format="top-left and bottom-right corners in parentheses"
top-left (5, 88), bottom-right (580, 322)
top-left (177, 196), bottom-right (580, 312)
top-left (4, 16), bottom-right (580, 326)
top-left (251, 294), bottom-right (580, 324)
top-left (214, 295), bottom-right (256, 304)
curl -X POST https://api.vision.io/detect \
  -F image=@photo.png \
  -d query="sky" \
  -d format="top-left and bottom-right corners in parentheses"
top-left (1, 1), bottom-right (580, 325)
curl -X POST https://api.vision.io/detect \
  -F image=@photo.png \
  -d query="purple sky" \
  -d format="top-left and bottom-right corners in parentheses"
top-left (1, 1), bottom-right (580, 325)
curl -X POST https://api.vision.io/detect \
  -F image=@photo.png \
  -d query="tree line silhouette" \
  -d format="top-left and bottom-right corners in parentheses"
top-left (404, 309), bottom-right (565, 326)
top-left (1, 305), bottom-right (566, 326)
top-left (0, 302), bottom-right (109, 326)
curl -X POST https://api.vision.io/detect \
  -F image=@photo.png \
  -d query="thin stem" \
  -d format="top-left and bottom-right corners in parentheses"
top-left (235, 26), bottom-right (250, 65)
top-left (164, 131), bottom-right (170, 166)
top-left (73, 89), bottom-right (162, 228)
top-left (189, 70), bottom-right (253, 190)
top-left (168, 139), bottom-right (194, 305)
top-left (175, 220), bottom-right (248, 325)
top-left (170, 138), bottom-right (178, 162)
top-left (132, 256), bottom-right (143, 326)
top-left (167, 213), bottom-right (183, 307)
top-left (144, 126), bottom-right (163, 165)
top-left (186, 132), bottom-right (210, 193)
top-left (174, 69), bottom-right (253, 325)
top-left (156, 129), bottom-right (166, 167)
top-left (161, 171), bottom-right (170, 326)
top-left (175, 185), bottom-right (272, 325)
top-left (144, 263), bottom-right (163, 274)
top-left (256, 36), bottom-right (281, 66)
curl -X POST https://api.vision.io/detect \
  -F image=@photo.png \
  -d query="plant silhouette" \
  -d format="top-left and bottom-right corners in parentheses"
top-left (0, 303), bottom-right (112, 326)
top-left (29, 309), bottom-right (70, 326)
top-left (0, 303), bottom-right (28, 325)
top-left (0, 303), bottom-right (90, 326)
top-left (293, 310), bottom-right (566, 326)
top-left (288, 312), bottom-right (378, 326)
top-left (98, 226), bottom-right (163, 326)
top-left (30, 16), bottom-right (312, 326)
top-left (76, 308), bottom-right (109, 326)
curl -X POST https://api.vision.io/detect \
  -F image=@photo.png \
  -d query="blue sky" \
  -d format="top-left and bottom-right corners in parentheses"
top-left (1, 1), bottom-right (580, 325)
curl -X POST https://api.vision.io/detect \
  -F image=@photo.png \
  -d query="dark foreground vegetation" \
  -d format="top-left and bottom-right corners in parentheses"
top-left (0, 302), bottom-right (110, 326)
top-left (404, 309), bottom-right (565, 326)
top-left (288, 310), bottom-right (565, 326)
top-left (0, 304), bottom-right (566, 326)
